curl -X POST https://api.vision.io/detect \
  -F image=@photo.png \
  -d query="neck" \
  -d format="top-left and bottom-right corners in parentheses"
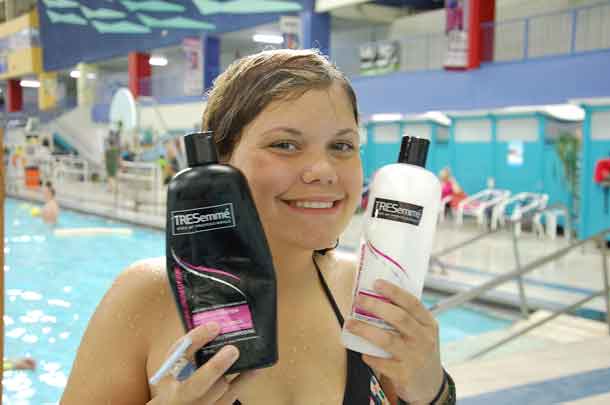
top-left (268, 239), bottom-right (318, 294)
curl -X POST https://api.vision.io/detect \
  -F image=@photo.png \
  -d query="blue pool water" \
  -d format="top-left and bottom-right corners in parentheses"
top-left (3, 197), bottom-right (511, 403)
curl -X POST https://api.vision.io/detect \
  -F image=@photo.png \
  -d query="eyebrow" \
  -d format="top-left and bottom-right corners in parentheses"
top-left (260, 127), bottom-right (358, 138)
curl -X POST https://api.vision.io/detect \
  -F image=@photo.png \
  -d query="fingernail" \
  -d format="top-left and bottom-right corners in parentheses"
top-left (206, 322), bottom-right (220, 334)
top-left (374, 280), bottom-right (384, 290)
top-left (220, 346), bottom-right (239, 362)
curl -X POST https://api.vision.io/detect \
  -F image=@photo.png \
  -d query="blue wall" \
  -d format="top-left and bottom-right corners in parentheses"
top-left (351, 50), bottom-right (610, 116)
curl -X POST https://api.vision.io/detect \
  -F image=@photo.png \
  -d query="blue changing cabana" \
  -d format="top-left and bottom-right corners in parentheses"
top-left (490, 106), bottom-right (582, 214)
top-left (362, 116), bottom-right (404, 182)
top-left (575, 98), bottom-right (610, 240)
top-left (447, 110), bottom-right (495, 195)
top-left (403, 113), bottom-right (450, 177)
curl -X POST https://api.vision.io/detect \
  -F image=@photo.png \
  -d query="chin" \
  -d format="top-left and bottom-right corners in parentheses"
top-left (291, 230), bottom-right (342, 252)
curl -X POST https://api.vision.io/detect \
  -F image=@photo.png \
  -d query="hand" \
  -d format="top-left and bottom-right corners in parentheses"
top-left (345, 280), bottom-right (444, 404)
top-left (149, 323), bottom-right (257, 405)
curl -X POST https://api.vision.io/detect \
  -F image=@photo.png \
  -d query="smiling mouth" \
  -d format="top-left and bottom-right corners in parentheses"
top-left (282, 199), bottom-right (342, 210)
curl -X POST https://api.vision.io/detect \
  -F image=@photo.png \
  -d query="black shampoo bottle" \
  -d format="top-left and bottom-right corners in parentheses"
top-left (166, 131), bottom-right (277, 374)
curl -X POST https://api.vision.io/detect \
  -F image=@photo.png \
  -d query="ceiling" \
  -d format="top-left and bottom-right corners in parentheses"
top-left (68, 0), bottom-right (443, 75)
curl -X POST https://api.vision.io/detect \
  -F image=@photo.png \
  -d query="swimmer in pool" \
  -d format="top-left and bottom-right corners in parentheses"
top-left (41, 181), bottom-right (59, 225)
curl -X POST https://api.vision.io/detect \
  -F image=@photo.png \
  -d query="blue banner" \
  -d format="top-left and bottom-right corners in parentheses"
top-left (37, 0), bottom-right (306, 71)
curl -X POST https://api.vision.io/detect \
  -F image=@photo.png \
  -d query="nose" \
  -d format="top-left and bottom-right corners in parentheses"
top-left (301, 155), bottom-right (338, 185)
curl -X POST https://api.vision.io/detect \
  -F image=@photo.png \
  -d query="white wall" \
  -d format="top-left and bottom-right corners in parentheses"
top-left (138, 101), bottom-right (206, 133)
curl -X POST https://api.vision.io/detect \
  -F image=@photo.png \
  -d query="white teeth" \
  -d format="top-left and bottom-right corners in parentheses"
top-left (294, 201), bottom-right (334, 209)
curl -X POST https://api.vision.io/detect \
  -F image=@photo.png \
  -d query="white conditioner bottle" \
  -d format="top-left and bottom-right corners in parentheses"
top-left (342, 136), bottom-right (441, 357)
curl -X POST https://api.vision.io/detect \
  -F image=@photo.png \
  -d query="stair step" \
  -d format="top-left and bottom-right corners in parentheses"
top-left (442, 310), bottom-right (608, 366)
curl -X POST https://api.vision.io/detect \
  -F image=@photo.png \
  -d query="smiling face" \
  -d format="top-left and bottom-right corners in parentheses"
top-left (228, 83), bottom-right (363, 252)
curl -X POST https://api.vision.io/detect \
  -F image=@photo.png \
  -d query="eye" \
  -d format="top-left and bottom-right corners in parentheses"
top-left (269, 141), bottom-right (299, 152)
top-left (331, 142), bottom-right (356, 153)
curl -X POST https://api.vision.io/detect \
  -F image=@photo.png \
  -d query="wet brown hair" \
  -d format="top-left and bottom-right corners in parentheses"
top-left (201, 48), bottom-right (359, 160)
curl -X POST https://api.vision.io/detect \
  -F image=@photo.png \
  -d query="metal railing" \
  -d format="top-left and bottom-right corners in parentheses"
top-left (116, 161), bottom-right (163, 214)
top-left (53, 156), bottom-right (89, 185)
top-left (430, 206), bottom-right (610, 361)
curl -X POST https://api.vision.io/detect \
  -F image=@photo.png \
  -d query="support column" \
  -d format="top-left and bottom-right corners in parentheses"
top-left (467, 0), bottom-right (496, 69)
top-left (203, 35), bottom-right (220, 91)
top-left (76, 63), bottom-right (98, 106)
top-left (128, 52), bottom-right (151, 98)
top-left (7, 79), bottom-right (23, 112)
top-left (38, 71), bottom-right (58, 111)
top-left (300, 1), bottom-right (330, 56)
top-left (479, 0), bottom-right (495, 63)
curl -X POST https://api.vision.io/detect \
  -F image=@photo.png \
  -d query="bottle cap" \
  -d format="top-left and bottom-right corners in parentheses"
top-left (398, 136), bottom-right (429, 168)
top-left (184, 131), bottom-right (218, 166)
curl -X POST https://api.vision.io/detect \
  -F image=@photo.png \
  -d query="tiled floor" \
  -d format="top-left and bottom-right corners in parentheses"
top-left (6, 180), bottom-right (610, 403)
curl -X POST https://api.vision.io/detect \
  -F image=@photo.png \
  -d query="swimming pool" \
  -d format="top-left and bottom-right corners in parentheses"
top-left (3, 197), bottom-right (510, 403)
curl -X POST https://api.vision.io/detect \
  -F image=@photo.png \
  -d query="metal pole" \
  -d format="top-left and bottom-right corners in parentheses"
top-left (600, 238), bottom-right (610, 333)
top-left (570, 9), bottom-right (578, 54)
top-left (471, 289), bottom-right (605, 360)
top-left (1, 122), bottom-right (6, 402)
top-left (511, 221), bottom-right (530, 318)
top-left (523, 17), bottom-right (530, 60)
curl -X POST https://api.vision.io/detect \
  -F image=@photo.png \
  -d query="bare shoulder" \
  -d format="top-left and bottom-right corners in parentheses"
top-left (61, 256), bottom-right (173, 404)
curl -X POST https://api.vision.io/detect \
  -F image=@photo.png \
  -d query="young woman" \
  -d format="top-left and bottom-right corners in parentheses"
top-left (62, 49), bottom-right (453, 405)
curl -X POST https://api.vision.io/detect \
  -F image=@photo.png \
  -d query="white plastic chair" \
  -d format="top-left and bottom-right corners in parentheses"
top-left (533, 207), bottom-right (569, 241)
top-left (438, 194), bottom-right (454, 223)
top-left (491, 192), bottom-right (549, 236)
top-left (455, 189), bottom-right (511, 227)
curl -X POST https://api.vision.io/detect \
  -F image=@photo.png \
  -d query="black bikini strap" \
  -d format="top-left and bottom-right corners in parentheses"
top-left (312, 253), bottom-right (345, 327)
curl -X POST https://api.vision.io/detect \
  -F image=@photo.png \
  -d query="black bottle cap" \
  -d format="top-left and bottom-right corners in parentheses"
top-left (184, 131), bottom-right (218, 166)
top-left (398, 136), bottom-right (430, 168)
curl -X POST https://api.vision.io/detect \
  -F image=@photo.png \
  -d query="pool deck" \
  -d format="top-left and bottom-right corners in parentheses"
top-left (5, 181), bottom-right (610, 402)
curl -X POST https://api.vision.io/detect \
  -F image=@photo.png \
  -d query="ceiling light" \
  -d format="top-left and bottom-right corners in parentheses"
top-left (70, 70), bottom-right (81, 78)
top-left (252, 34), bottom-right (284, 44)
top-left (20, 80), bottom-right (40, 88)
top-left (149, 56), bottom-right (168, 66)
top-left (86, 72), bottom-right (97, 80)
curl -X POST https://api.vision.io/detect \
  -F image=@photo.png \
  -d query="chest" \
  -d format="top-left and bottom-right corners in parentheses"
top-left (237, 305), bottom-right (348, 405)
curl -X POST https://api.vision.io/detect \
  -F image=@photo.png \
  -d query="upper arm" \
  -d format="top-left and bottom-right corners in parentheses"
top-left (61, 259), bottom-right (163, 404)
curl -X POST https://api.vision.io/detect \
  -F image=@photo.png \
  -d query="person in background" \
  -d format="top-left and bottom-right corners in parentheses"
top-left (41, 181), bottom-right (60, 224)
top-left (439, 167), bottom-right (455, 217)
top-left (4, 357), bottom-right (36, 371)
top-left (105, 121), bottom-right (122, 191)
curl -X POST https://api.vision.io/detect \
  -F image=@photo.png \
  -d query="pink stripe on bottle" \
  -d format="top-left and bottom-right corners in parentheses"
top-left (359, 290), bottom-right (391, 304)
top-left (179, 256), bottom-right (240, 282)
top-left (366, 241), bottom-right (408, 276)
top-left (193, 304), bottom-right (253, 334)
top-left (174, 267), bottom-right (193, 330)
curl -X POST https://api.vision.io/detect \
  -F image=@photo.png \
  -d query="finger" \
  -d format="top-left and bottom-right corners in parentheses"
top-left (373, 280), bottom-right (435, 327)
top-left (217, 371), bottom-right (260, 405)
top-left (182, 322), bottom-right (221, 360)
top-left (354, 293), bottom-right (423, 338)
top-left (198, 376), bottom-right (231, 403)
top-left (179, 345), bottom-right (240, 400)
top-left (361, 354), bottom-right (402, 378)
top-left (345, 319), bottom-right (404, 358)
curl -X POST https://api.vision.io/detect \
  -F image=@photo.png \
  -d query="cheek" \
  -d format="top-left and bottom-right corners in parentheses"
top-left (342, 162), bottom-right (363, 201)
top-left (239, 154), bottom-right (294, 208)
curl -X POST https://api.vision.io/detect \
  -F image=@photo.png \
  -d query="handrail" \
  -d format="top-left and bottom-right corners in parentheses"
top-left (430, 228), bottom-right (608, 315)
top-left (429, 198), bottom-right (609, 359)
